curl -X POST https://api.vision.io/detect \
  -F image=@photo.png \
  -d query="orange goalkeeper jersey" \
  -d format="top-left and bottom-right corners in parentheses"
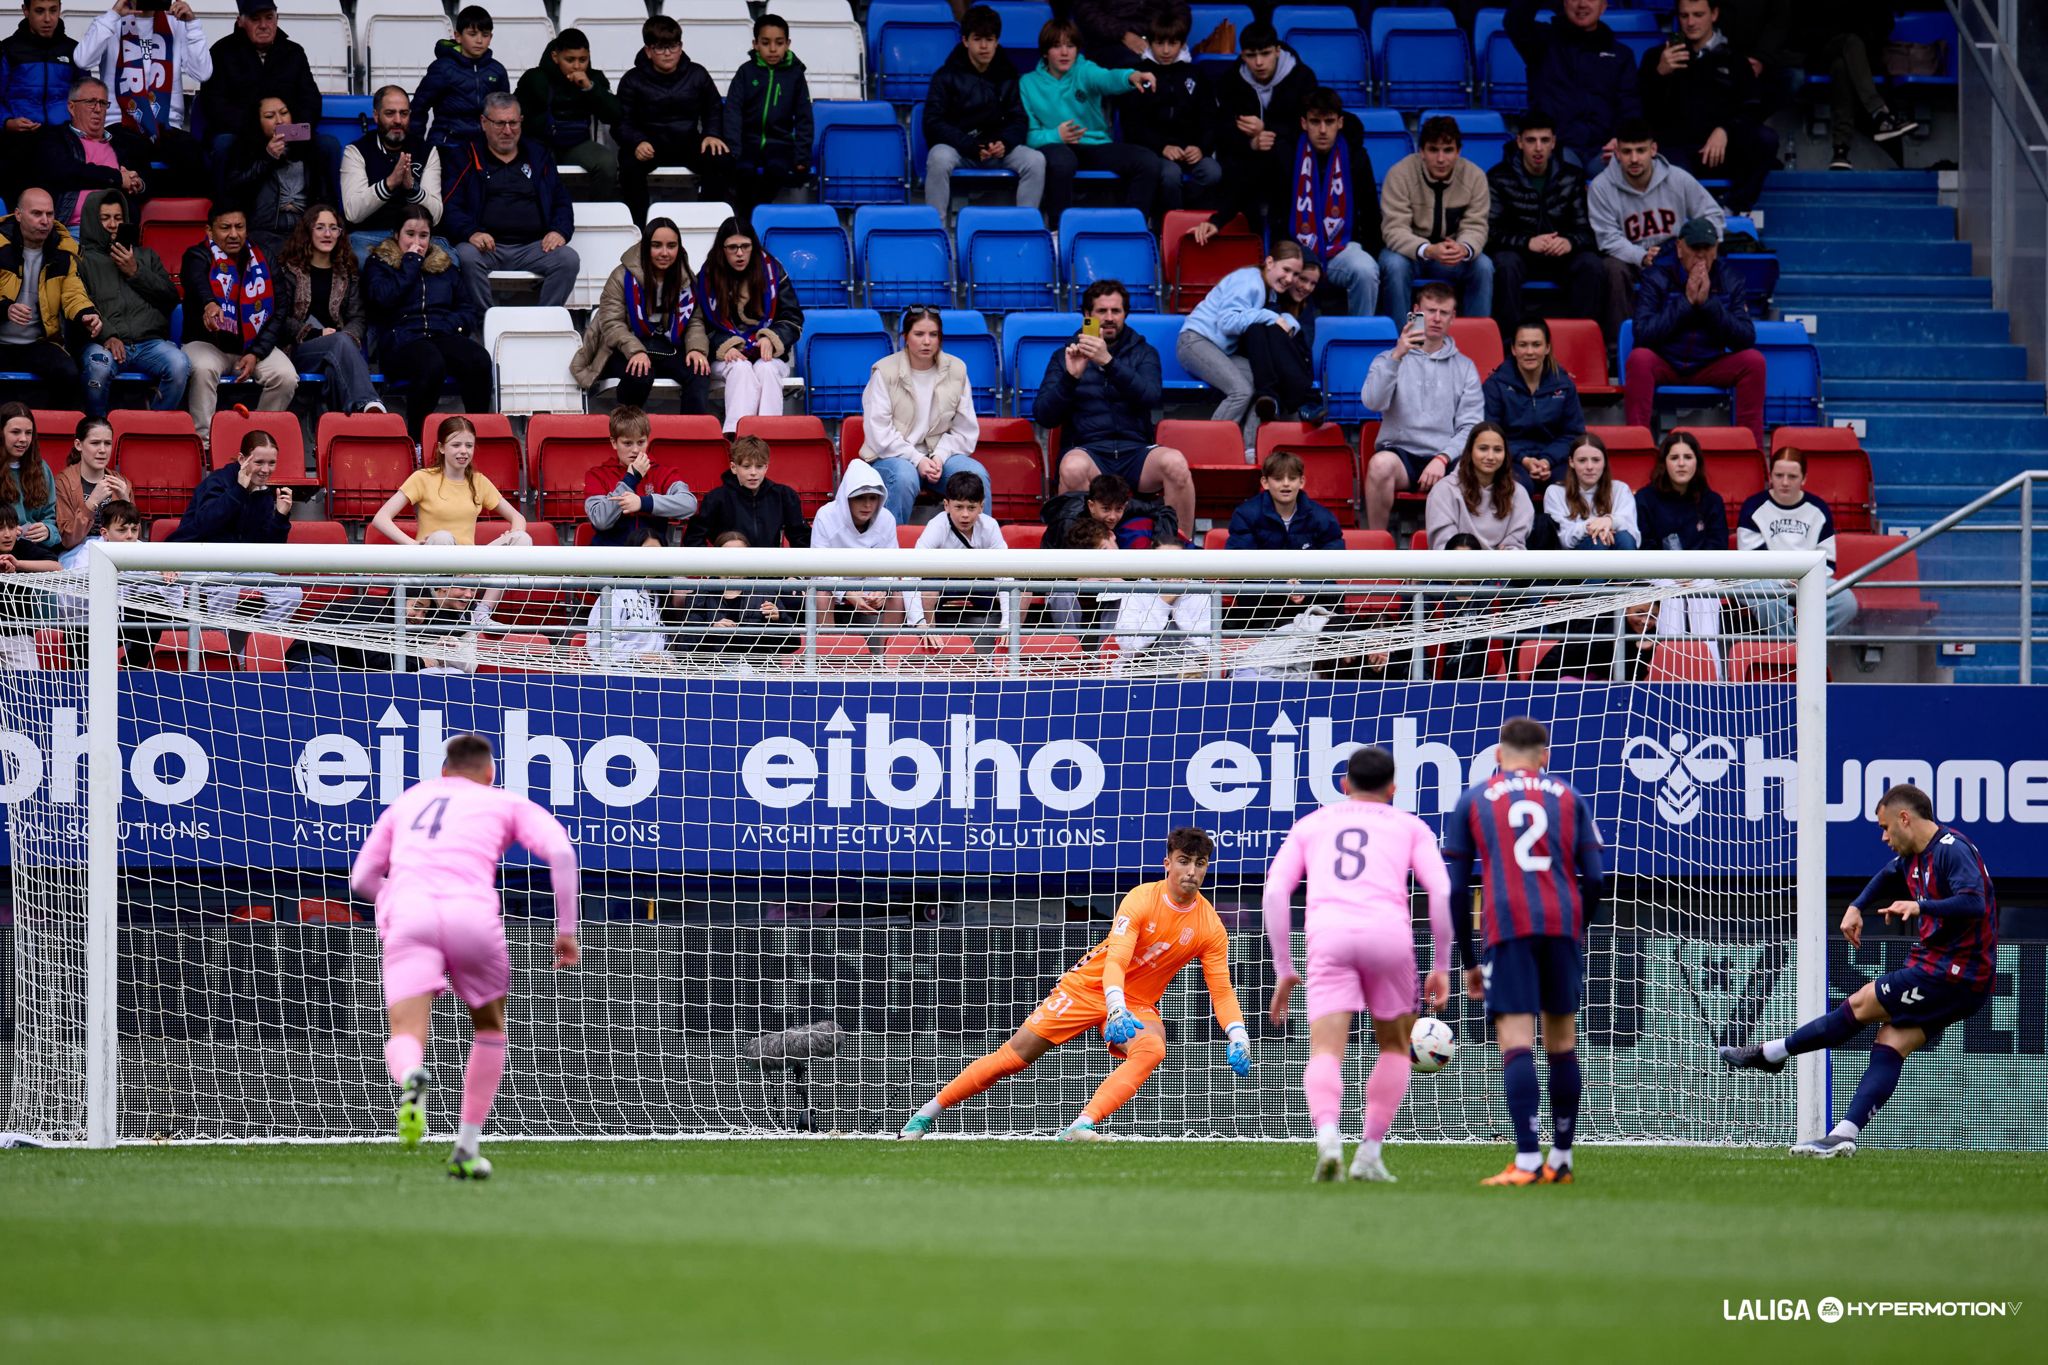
top-left (1058, 880), bottom-right (1246, 1033)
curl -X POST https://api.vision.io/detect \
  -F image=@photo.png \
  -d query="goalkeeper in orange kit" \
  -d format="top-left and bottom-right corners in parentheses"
top-left (899, 827), bottom-right (1253, 1141)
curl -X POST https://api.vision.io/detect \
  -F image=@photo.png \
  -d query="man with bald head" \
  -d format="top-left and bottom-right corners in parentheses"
top-left (0, 183), bottom-right (100, 407)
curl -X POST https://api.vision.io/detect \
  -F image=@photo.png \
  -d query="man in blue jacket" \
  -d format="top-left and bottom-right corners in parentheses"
top-left (1624, 216), bottom-right (1763, 443)
top-left (1506, 0), bottom-right (1642, 171)
top-left (443, 92), bottom-right (579, 311)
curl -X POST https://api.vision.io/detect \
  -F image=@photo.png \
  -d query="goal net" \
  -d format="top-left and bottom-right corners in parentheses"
top-left (1, 543), bottom-right (1827, 1145)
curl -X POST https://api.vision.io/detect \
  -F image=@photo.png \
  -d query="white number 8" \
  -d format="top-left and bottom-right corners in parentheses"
top-left (1508, 800), bottom-right (1553, 871)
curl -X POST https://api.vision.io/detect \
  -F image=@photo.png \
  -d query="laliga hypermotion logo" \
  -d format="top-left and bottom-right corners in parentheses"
top-left (1623, 733), bottom-right (1738, 825)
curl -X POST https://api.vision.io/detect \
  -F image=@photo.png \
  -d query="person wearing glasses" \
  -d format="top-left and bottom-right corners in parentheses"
top-left (442, 91), bottom-right (579, 311)
top-left (856, 305), bottom-right (990, 524)
top-left (685, 217), bottom-right (800, 433)
top-left (32, 75), bottom-right (148, 232)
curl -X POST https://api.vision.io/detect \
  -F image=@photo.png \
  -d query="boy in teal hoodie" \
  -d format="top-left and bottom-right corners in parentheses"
top-left (1018, 17), bottom-right (1165, 223)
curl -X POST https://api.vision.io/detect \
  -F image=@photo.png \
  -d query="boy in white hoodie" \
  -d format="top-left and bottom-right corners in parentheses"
top-left (810, 458), bottom-right (902, 630)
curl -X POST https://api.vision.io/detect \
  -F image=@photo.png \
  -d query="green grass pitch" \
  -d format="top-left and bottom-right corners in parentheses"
top-left (3, 1141), bottom-right (2041, 1364)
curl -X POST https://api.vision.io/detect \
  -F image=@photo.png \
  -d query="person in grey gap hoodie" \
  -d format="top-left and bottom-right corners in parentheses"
top-left (1587, 118), bottom-right (1724, 343)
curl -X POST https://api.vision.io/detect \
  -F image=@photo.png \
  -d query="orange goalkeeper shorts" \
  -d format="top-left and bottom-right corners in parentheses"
top-left (1024, 981), bottom-right (1162, 1051)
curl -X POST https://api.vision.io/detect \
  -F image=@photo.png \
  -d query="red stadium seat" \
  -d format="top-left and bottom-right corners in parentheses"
top-left (1514, 639), bottom-right (1561, 680)
top-left (139, 198), bottom-right (210, 295)
top-left (1257, 421), bottom-right (1361, 526)
top-left (1728, 641), bottom-right (1796, 682)
top-left (1162, 211), bottom-right (1263, 312)
top-left (975, 417), bottom-right (1045, 521)
top-left (1646, 639), bottom-right (1723, 682)
top-left (1342, 529), bottom-right (1394, 550)
top-left (526, 414), bottom-right (615, 523)
top-left (152, 628), bottom-right (235, 670)
top-left (736, 415), bottom-right (838, 519)
top-left (1609, 450), bottom-right (1653, 493)
top-left (319, 412), bottom-right (416, 521)
top-left (1201, 526), bottom-right (1228, 550)
top-left (1158, 418), bottom-right (1254, 522)
top-left (895, 523), bottom-right (922, 548)
top-left (32, 408), bottom-right (83, 482)
top-left (1448, 318), bottom-right (1503, 378)
top-left (210, 408), bottom-right (306, 475)
top-left (34, 627), bottom-right (68, 670)
top-left (1770, 428), bottom-right (1875, 532)
top-left (110, 411), bottom-right (204, 517)
top-left (1600, 425), bottom-right (1657, 460)
top-left (477, 632), bottom-right (555, 674)
top-left (1834, 533), bottom-right (1938, 622)
top-left (649, 413), bottom-right (731, 494)
top-left (1550, 318), bottom-right (1620, 398)
top-left (421, 412), bottom-right (524, 510)
top-left (286, 520), bottom-right (348, 544)
top-left (1002, 523), bottom-right (1046, 548)
top-left (243, 632), bottom-right (293, 670)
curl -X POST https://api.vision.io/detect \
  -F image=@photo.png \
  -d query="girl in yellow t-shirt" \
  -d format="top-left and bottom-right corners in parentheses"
top-left (370, 417), bottom-right (532, 546)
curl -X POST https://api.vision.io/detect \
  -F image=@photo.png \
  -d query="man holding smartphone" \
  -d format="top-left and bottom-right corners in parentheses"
top-left (1637, 0), bottom-right (1778, 212)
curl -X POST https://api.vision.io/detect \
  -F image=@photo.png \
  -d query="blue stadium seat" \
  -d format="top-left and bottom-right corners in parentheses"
top-left (1602, 11), bottom-right (1666, 66)
top-left (813, 102), bottom-right (909, 205)
top-left (1381, 25), bottom-right (1471, 110)
top-left (1124, 313), bottom-right (1204, 397)
top-left (316, 95), bottom-right (373, 149)
top-left (1721, 214), bottom-right (1780, 306)
top-left (985, 1), bottom-right (1051, 73)
top-left (754, 205), bottom-right (853, 309)
top-left (1057, 208), bottom-right (1159, 312)
top-left (870, 2), bottom-right (961, 102)
top-left (1002, 311), bottom-right (1082, 414)
top-left (1189, 4), bottom-right (1254, 68)
top-left (936, 309), bottom-right (1002, 414)
top-left (1352, 109), bottom-right (1413, 190)
top-left (1421, 108), bottom-right (1510, 144)
top-left (1754, 320), bottom-right (1822, 427)
top-left (1890, 10), bottom-right (1958, 87)
top-left (1619, 318), bottom-right (1750, 426)
top-left (1313, 316), bottom-right (1399, 423)
top-left (855, 205), bottom-right (954, 310)
top-left (797, 310), bottom-right (895, 420)
top-left (957, 207), bottom-right (1059, 313)
top-left (1478, 7), bottom-right (1530, 112)
top-left (1272, 6), bottom-right (1369, 104)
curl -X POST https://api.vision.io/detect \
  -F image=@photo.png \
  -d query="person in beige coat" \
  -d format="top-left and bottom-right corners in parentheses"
top-left (855, 306), bottom-right (989, 523)
top-left (567, 216), bottom-right (709, 413)
top-left (1377, 115), bottom-right (1493, 325)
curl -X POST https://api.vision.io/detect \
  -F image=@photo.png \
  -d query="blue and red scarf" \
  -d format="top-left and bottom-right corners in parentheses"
top-left (1290, 134), bottom-right (1353, 262)
top-left (622, 265), bottom-right (692, 344)
top-left (207, 241), bottom-right (273, 345)
top-left (692, 253), bottom-right (783, 342)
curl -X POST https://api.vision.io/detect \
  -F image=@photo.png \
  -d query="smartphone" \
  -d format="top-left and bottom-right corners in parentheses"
top-left (276, 122), bottom-right (312, 143)
top-left (131, 0), bottom-right (170, 10)
top-left (1082, 318), bottom-right (1102, 338)
top-left (1404, 310), bottom-right (1425, 340)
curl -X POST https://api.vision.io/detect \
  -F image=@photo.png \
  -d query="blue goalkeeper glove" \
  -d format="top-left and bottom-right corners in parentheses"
top-left (1104, 1006), bottom-right (1144, 1046)
top-left (1226, 1027), bottom-right (1252, 1077)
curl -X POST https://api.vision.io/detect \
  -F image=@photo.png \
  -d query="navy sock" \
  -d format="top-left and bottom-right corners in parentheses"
top-left (1845, 1044), bottom-right (1905, 1130)
top-left (1784, 1002), bottom-right (1862, 1056)
top-left (1502, 1047), bottom-right (1542, 1155)
top-left (1547, 1048), bottom-right (1582, 1151)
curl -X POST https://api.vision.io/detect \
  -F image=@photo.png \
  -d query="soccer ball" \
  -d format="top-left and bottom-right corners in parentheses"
top-left (1410, 1017), bottom-right (1456, 1074)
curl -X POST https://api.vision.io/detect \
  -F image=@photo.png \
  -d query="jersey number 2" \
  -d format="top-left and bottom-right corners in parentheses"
top-left (1507, 801), bottom-right (1552, 871)
top-left (1331, 827), bottom-right (1370, 880)
top-left (411, 797), bottom-right (450, 840)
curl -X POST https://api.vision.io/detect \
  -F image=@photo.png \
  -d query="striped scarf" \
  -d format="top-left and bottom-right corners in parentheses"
top-left (622, 265), bottom-right (691, 345)
top-left (693, 254), bottom-right (782, 343)
top-left (1289, 134), bottom-right (1353, 262)
top-left (207, 241), bottom-right (273, 345)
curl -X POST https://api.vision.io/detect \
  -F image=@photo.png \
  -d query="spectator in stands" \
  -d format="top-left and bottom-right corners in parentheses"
top-left (74, 0), bottom-right (208, 195)
top-left (34, 76), bottom-right (147, 234)
top-left (1109, 538), bottom-right (1215, 672)
top-left (1361, 281), bottom-right (1482, 532)
top-left (1487, 110), bottom-right (1604, 340)
top-left (0, 400), bottom-right (56, 560)
top-left (0, 505), bottom-right (58, 665)
top-left (570, 217), bottom-right (710, 415)
top-left (341, 87), bottom-right (445, 267)
top-left (679, 529), bottom-right (800, 661)
top-left (1210, 21), bottom-right (1317, 241)
top-left (443, 93), bottom-right (579, 312)
top-left (364, 206), bottom-right (494, 442)
top-left (1543, 431), bottom-right (1638, 549)
top-left (587, 535), bottom-right (675, 666)
top-left (683, 433), bottom-right (809, 548)
top-left (1042, 470), bottom-right (1178, 551)
top-left (1625, 215), bottom-right (1764, 444)
top-left (1120, 13), bottom-right (1222, 214)
top-left (922, 5), bottom-right (1042, 222)
top-left (276, 205), bottom-right (385, 419)
top-left (1178, 240), bottom-right (1304, 457)
top-left (371, 415), bottom-right (530, 547)
top-left (1505, 0), bottom-right (1642, 170)
top-left (1379, 115), bottom-right (1491, 326)
top-left (857, 304), bottom-right (989, 524)
top-left (909, 470), bottom-right (1007, 634)
top-left (58, 496), bottom-right (177, 667)
top-left (1021, 18), bottom-right (1166, 224)
top-left (75, 189), bottom-right (186, 417)
top-left (723, 14), bottom-right (812, 225)
top-left (1425, 421), bottom-right (1533, 550)
top-left (1279, 254), bottom-right (1322, 356)
top-left (1737, 446), bottom-right (1859, 634)
top-left (1072, 0), bottom-right (1169, 70)
top-left (179, 200), bottom-right (293, 444)
top-left (687, 216), bottom-right (800, 433)
top-left (1635, 427), bottom-right (1727, 644)
top-left (1798, 0), bottom-right (1916, 170)
top-left (1638, 0), bottom-right (1778, 212)
top-left (0, 186), bottom-right (98, 410)
top-left (1225, 449), bottom-right (1342, 550)
top-left (165, 426), bottom-right (301, 624)
top-left (414, 4), bottom-right (509, 151)
top-left (614, 13), bottom-right (731, 226)
top-left (582, 405), bottom-right (697, 548)
top-left (1047, 512), bottom-right (1115, 640)
top-left (1235, 252), bottom-right (1328, 432)
top-left (810, 458), bottom-right (902, 629)
top-left (516, 28), bottom-right (620, 201)
top-left (200, 0), bottom-right (324, 162)
top-left (1589, 119), bottom-right (1724, 343)
top-left (1482, 318), bottom-right (1583, 488)
top-left (1036, 278), bottom-right (1195, 534)
top-left (54, 412), bottom-right (122, 548)
top-left (222, 94), bottom-right (338, 262)
top-left (0, 0), bottom-right (76, 200)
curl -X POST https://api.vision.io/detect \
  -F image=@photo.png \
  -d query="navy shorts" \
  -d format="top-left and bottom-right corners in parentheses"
top-left (1874, 965), bottom-right (1989, 1044)
top-left (1482, 934), bottom-right (1584, 1017)
top-left (1377, 447), bottom-right (1444, 484)
top-left (1076, 442), bottom-right (1156, 486)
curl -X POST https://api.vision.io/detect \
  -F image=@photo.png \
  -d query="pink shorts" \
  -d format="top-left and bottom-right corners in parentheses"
top-left (379, 908), bottom-right (510, 1009)
top-left (1304, 928), bottom-right (1417, 1022)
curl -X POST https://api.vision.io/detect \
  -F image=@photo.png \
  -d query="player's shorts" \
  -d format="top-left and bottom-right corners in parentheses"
top-left (1074, 442), bottom-right (1160, 487)
top-left (1874, 965), bottom-right (1990, 1044)
top-left (379, 907), bottom-right (511, 1009)
top-left (1023, 981), bottom-right (1162, 1053)
top-left (1481, 934), bottom-right (1584, 1018)
top-left (1305, 927), bottom-right (1418, 1021)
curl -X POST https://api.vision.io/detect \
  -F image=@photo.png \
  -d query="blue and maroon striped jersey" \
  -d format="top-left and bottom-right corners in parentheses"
top-left (1854, 826), bottom-right (1999, 988)
top-left (1444, 767), bottom-right (1604, 948)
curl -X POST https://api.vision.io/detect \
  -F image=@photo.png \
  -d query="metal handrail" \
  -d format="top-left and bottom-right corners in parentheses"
top-left (1951, 0), bottom-right (2048, 201)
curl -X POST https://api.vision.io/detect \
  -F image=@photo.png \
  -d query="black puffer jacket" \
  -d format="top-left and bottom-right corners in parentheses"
top-left (200, 26), bottom-right (324, 140)
top-left (614, 48), bottom-right (722, 150)
top-left (1119, 53), bottom-right (1217, 157)
top-left (1487, 151), bottom-right (1596, 254)
top-left (1639, 35), bottom-right (1766, 152)
top-left (682, 469), bottom-right (811, 548)
top-left (1212, 46), bottom-right (1319, 166)
top-left (921, 45), bottom-right (1028, 159)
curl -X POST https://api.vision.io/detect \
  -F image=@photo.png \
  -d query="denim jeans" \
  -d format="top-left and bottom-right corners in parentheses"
top-left (871, 452), bottom-right (993, 524)
top-left (82, 337), bottom-right (192, 417)
top-left (1323, 241), bottom-right (1381, 317)
top-left (1378, 247), bottom-right (1494, 323)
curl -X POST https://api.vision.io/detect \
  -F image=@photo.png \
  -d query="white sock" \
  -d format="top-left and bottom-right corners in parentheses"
top-left (916, 1099), bottom-right (942, 1121)
top-left (1356, 1139), bottom-right (1382, 1163)
top-left (1071, 1113), bottom-right (1095, 1128)
top-left (1762, 1039), bottom-right (1790, 1064)
top-left (1830, 1119), bottom-right (1861, 1140)
top-left (1546, 1146), bottom-right (1572, 1170)
top-left (1315, 1123), bottom-right (1343, 1149)
top-left (1515, 1151), bottom-right (1542, 1173)
top-left (455, 1122), bottom-right (482, 1156)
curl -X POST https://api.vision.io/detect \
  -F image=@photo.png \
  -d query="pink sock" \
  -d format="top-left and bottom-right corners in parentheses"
top-left (384, 1033), bottom-right (424, 1087)
top-left (1363, 1050), bottom-right (1414, 1143)
top-left (460, 1031), bottom-right (508, 1129)
top-left (1303, 1052), bottom-right (1345, 1132)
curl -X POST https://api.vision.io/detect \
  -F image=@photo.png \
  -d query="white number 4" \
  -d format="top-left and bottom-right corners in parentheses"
top-left (1508, 800), bottom-right (1553, 872)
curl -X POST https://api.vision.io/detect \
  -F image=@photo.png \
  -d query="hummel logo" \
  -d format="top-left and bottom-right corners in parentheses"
top-left (1901, 988), bottom-right (1925, 1005)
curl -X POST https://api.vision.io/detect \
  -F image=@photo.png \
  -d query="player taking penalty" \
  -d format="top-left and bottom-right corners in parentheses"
top-left (899, 828), bottom-right (1252, 1141)
top-left (1445, 717), bottom-right (1605, 1187)
top-left (1263, 746), bottom-right (1453, 1183)
top-left (1722, 783), bottom-right (1998, 1157)
top-left (350, 735), bottom-right (582, 1179)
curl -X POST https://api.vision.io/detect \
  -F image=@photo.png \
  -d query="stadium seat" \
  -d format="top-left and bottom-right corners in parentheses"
top-left (569, 202), bottom-right (641, 310)
top-left (1549, 318), bottom-right (1621, 399)
top-left (936, 309), bottom-right (1002, 414)
top-left (986, 1), bottom-right (1052, 73)
top-left (315, 94), bottom-right (373, 151)
top-left (776, 0), bottom-right (867, 99)
top-left (1421, 108), bottom-right (1510, 145)
top-left (1313, 316), bottom-right (1399, 423)
top-left (1257, 422), bottom-right (1361, 526)
top-left (1448, 318), bottom-right (1503, 379)
top-left (319, 412), bottom-right (416, 521)
top-left (796, 310), bottom-right (894, 421)
top-left (648, 201), bottom-right (737, 279)
top-left (209, 408), bottom-right (304, 476)
top-left (973, 417), bottom-right (1045, 521)
top-left (1124, 313), bottom-right (1202, 399)
top-left (110, 410), bottom-right (203, 517)
top-left (733, 415), bottom-right (838, 520)
top-left (1058, 209), bottom-right (1160, 312)
top-left (854, 205), bottom-right (954, 310)
top-left (894, 523), bottom-right (923, 549)
top-left (152, 628), bottom-right (235, 671)
top-left (1601, 10), bottom-right (1667, 66)
top-left (1188, 4), bottom-right (1253, 68)
top-left (646, 415), bottom-right (733, 496)
top-left (1753, 321), bottom-right (1822, 428)
top-left (271, 3), bottom-right (353, 93)
top-left (1000, 311), bottom-right (1082, 414)
top-left (1770, 428), bottom-right (1875, 532)
top-left (1888, 9), bottom-right (1959, 88)
top-left (138, 199), bottom-right (209, 294)
top-left (1601, 425), bottom-right (1658, 461)
top-left (32, 408), bottom-right (81, 481)
top-left (484, 306), bottom-right (583, 415)
top-left (421, 412), bottom-right (524, 510)
top-left (1273, 7), bottom-right (1369, 104)
top-left (356, 0), bottom-right (452, 93)
top-left (1618, 319), bottom-right (1739, 426)
top-left (1728, 641), bottom-right (1797, 684)
top-left (958, 207), bottom-right (1060, 313)
top-left (1474, 7), bottom-right (1528, 109)
top-left (814, 102), bottom-right (909, 205)
top-left (1646, 639), bottom-right (1724, 683)
top-left (285, 520), bottom-right (348, 545)
top-left (1352, 109), bottom-right (1415, 189)
top-left (1373, 9), bottom-right (1468, 109)
top-left (755, 205), bottom-right (854, 309)
top-left (1163, 211), bottom-right (1261, 313)
top-left (242, 631), bottom-right (291, 671)
top-left (1001, 522), bottom-right (1046, 548)
top-left (526, 414), bottom-right (617, 523)
top-left (869, 1), bottom-right (959, 101)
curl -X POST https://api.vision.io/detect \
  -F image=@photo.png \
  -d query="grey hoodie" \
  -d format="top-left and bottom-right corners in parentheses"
top-left (1587, 153), bottom-right (1725, 267)
top-left (1361, 337), bottom-right (1484, 463)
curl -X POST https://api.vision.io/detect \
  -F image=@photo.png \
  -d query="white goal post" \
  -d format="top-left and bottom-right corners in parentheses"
top-left (0, 544), bottom-right (1830, 1146)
